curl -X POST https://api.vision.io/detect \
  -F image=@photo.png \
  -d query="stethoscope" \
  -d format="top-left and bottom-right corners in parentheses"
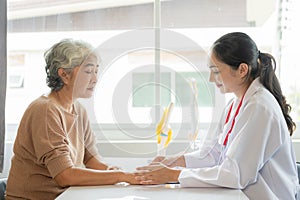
top-left (223, 95), bottom-right (245, 146)
top-left (218, 95), bottom-right (245, 164)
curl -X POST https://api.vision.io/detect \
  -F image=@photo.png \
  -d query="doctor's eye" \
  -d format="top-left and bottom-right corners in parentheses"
top-left (210, 68), bottom-right (220, 75)
top-left (209, 65), bottom-right (221, 75)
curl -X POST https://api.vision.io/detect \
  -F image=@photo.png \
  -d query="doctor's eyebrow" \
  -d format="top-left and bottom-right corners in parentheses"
top-left (209, 65), bottom-right (218, 69)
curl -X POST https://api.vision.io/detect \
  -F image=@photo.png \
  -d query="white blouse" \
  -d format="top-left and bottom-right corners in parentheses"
top-left (179, 78), bottom-right (299, 200)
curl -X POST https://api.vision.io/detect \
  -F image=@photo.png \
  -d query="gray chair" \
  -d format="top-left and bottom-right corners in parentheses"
top-left (0, 178), bottom-right (7, 200)
top-left (297, 162), bottom-right (300, 184)
top-left (297, 162), bottom-right (300, 200)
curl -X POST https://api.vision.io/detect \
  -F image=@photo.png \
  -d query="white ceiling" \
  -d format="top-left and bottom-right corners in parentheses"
top-left (7, 0), bottom-right (159, 20)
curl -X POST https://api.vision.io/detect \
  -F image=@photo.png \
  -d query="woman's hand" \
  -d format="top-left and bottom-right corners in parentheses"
top-left (134, 163), bottom-right (181, 185)
top-left (121, 172), bottom-right (141, 185)
top-left (106, 166), bottom-right (121, 170)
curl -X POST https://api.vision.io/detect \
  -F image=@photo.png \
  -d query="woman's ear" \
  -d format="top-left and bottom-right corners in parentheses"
top-left (58, 68), bottom-right (69, 84)
top-left (238, 63), bottom-right (249, 78)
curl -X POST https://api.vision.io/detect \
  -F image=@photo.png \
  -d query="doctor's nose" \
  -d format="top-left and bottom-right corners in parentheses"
top-left (209, 71), bottom-right (215, 83)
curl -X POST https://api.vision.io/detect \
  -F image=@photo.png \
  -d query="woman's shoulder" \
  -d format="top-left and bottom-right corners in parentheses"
top-left (251, 86), bottom-right (278, 106)
top-left (26, 95), bottom-right (60, 114)
top-left (246, 86), bottom-right (282, 119)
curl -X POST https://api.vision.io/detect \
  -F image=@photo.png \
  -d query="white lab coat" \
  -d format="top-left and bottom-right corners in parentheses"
top-left (179, 78), bottom-right (299, 200)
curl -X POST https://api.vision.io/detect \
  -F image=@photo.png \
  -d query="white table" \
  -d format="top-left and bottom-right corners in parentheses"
top-left (56, 184), bottom-right (249, 200)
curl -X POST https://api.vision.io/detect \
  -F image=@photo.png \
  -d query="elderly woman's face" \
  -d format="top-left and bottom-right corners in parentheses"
top-left (71, 54), bottom-right (99, 99)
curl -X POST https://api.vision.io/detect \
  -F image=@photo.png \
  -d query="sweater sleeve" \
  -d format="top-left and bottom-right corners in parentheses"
top-left (31, 103), bottom-right (74, 178)
top-left (76, 103), bottom-right (99, 164)
top-left (83, 123), bottom-right (99, 164)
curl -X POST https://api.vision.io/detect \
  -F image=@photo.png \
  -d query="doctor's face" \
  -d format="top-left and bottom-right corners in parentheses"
top-left (208, 52), bottom-right (240, 94)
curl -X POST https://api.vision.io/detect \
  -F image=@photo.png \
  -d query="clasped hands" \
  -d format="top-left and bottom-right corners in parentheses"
top-left (114, 156), bottom-right (183, 185)
top-left (135, 158), bottom-right (181, 185)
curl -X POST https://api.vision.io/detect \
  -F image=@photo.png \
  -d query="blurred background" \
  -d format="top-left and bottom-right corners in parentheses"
top-left (2, 0), bottom-right (300, 177)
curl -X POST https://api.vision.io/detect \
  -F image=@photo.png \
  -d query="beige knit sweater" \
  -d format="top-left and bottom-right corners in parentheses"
top-left (6, 95), bottom-right (99, 200)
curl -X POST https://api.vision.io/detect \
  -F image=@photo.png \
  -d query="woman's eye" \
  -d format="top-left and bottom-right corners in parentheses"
top-left (85, 70), bottom-right (92, 74)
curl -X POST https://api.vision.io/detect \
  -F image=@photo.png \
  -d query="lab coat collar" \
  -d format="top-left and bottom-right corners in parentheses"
top-left (243, 77), bottom-right (263, 104)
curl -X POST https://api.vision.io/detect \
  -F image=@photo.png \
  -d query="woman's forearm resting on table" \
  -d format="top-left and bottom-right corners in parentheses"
top-left (85, 156), bottom-right (108, 170)
top-left (84, 156), bottom-right (121, 170)
top-left (54, 167), bottom-right (135, 187)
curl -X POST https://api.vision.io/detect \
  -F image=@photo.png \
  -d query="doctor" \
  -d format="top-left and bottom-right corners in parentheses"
top-left (135, 32), bottom-right (299, 199)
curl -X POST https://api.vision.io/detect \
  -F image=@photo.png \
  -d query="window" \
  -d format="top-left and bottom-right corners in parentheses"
top-left (6, 0), bottom-right (300, 147)
top-left (132, 72), bottom-right (171, 107)
top-left (7, 54), bottom-right (25, 89)
top-left (280, 0), bottom-right (300, 127)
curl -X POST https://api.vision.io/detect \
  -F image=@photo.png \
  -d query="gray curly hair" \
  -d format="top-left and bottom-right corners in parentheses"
top-left (44, 38), bottom-right (95, 91)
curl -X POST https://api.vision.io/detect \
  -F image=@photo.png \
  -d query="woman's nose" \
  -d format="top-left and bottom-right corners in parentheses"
top-left (91, 72), bottom-right (98, 83)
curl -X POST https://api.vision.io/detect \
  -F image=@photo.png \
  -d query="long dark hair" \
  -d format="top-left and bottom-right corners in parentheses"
top-left (212, 32), bottom-right (296, 135)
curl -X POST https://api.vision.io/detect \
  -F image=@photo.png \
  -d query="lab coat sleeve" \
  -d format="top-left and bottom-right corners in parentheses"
top-left (184, 140), bottom-right (221, 168)
top-left (179, 101), bottom-right (283, 189)
top-left (179, 157), bottom-right (241, 188)
top-left (184, 108), bottom-right (226, 168)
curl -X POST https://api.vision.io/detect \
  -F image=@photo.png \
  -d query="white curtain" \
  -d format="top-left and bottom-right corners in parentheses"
top-left (0, 0), bottom-right (7, 173)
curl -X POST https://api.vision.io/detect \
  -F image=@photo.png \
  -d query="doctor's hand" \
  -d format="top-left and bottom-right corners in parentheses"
top-left (151, 155), bottom-right (186, 168)
top-left (151, 156), bottom-right (166, 163)
top-left (134, 163), bottom-right (181, 185)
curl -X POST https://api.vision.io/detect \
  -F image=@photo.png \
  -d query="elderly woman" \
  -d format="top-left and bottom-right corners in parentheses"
top-left (6, 39), bottom-right (137, 200)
